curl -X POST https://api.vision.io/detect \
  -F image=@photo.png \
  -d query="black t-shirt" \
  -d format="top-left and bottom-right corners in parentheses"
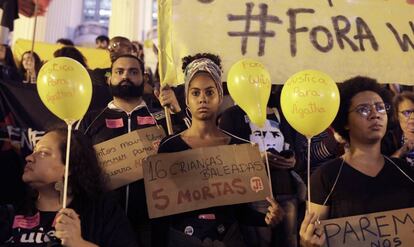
top-left (1, 196), bottom-right (139, 247)
top-left (6, 211), bottom-right (58, 246)
top-left (158, 131), bottom-right (246, 152)
top-left (152, 133), bottom-right (265, 246)
top-left (311, 157), bottom-right (414, 219)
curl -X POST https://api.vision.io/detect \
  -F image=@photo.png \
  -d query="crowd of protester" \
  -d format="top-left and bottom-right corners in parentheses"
top-left (0, 35), bottom-right (414, 247)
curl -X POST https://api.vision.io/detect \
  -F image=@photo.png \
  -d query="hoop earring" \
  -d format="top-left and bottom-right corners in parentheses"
top-left (54, 180), bottom-right (63, 205)
top-left (185, 106), bottom-right (192, 121)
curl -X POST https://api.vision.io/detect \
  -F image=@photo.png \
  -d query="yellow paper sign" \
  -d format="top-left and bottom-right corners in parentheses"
top-left (158, 0), bottom-right (414, 85)
top-left (94, 126), bottom-right (166, 190)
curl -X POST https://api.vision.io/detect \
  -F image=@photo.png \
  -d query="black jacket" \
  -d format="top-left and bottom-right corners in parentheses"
top-left (79, 101), bottom-right (187, 226)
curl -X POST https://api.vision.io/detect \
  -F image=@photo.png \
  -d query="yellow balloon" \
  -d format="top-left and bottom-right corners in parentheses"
top-left (37, 57), bottom-right (92, 123)
top-left (280, 70), bottom-right (340, 137)
top-left (227, 59), bottom-right (271, 127)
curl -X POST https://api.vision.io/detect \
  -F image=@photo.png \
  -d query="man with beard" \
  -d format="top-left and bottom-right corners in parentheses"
top-left (79, 54), bottom-right (186, 247)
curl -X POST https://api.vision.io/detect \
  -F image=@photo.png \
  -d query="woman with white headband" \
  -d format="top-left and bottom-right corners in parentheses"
top-left (152, 53), bottom-right (283, 247)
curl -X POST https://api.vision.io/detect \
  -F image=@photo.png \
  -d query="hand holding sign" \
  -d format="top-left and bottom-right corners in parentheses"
top-left (280, 70), bottom-right (339, 138)
top-left (227, 59), bottom-right (271, 127)
top-left (37, 57), bottom-right (92, 124)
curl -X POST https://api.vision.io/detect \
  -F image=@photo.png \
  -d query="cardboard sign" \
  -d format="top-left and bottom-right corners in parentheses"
top-left (94, 126), bottom-right (165, 190)
top-left (159, 0), bottom-right (414, 85)
top-left (143, 143), bottom-right (271, 218)
top-left (320, 207), bottom-right (414, 247)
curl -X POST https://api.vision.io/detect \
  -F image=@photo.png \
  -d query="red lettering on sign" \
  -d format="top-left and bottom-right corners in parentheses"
top-left (233, 178), bottom-right (247, 194)
top-left (177, 190), bottom-right (192, 204)
top-left (176, 178), bottom-right (248, 204)
top-left (152, 188), bottom-right (170, 210)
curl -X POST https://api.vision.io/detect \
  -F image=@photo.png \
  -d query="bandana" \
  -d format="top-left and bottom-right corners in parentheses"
top-left (184, 58), bottom-right (223, 105)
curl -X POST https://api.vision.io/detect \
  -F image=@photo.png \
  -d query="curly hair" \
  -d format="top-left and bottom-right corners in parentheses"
top-left (332, 76), bottom-right (393, 142)
top-left (50, 128), bottom-right (108, 201)
top-left (54, 46), bottom-right (88, 68)
top-left (181, 53), bottom-right (222, 72)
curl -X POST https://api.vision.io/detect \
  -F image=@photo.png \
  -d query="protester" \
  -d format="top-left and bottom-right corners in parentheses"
top-left (95, 35), bottom-right (109, 49)
top-left (79, 54), bottom-right (186, 247)
top-left (108, 36), bottom-right (133, 63)
top-left (90, 36), bottom-right (133, 86)
top-left (18, 51), bottom-right (42, 83)
top-left (0, 44), bottom-right (19, 81)
top-left (0, 127), bottom-right (138, 246)
top-left (152, 53), bottom-right (283, 246)
top-left (387, 92), bottom-right (414, 167)
top-left (300, 76), bottom-right (414, 247)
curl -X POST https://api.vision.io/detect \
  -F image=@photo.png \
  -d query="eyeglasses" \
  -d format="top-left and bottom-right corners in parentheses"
top-left (349, 103), bottom-right (390, 118)
top-left (399, 109), bottom-right (414, 119)
top-left (108, 42), bottom-right (129, 52)
top-left (108, 42), bottom-right (121, 52)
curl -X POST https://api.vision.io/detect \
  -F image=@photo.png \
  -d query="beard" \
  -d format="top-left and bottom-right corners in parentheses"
top-left (109, 79), bottom-right (145, 100)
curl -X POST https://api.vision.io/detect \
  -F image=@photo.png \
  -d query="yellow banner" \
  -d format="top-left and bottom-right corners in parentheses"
top-left (13, 39), bottom-right (111, 69)
top-left (158, 0), bottom-right (414, 85)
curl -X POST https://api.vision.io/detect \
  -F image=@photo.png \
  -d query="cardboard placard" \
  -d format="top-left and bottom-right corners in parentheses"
top-left (320, 207), bottom-right (414, 247)
top-left (159, 0), bottom-right (414, 85)
top-left (143, 143), bottom-right (271, 218)
top-left (94, 126), bottom-right (165, 190)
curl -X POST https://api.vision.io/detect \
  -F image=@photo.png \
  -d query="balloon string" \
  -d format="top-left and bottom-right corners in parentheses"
top-left (62, 123), bottom-right (72, 209)
top-left (307, 137), bottom-right (312, 213)
top-left (261, 130), bottom-right (273, 199)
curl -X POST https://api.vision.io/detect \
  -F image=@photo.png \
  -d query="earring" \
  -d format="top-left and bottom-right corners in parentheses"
top-left (54, 181), bottom-right (63, 205)
top-left (185, 106), bottom-right (192, 120)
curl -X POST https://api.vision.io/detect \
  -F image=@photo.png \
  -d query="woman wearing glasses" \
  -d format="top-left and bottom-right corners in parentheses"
top-left (389, 92), bottom-right (414, 168)
top-left (299, 77), bottom-right (414, 247)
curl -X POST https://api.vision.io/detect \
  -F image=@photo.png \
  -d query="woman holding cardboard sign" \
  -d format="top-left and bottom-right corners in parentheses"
top-left (152, 53), bottom-right (283, 246)
top-left (0, 128), bottom-right (138, 247)
top-left (299, 77), bottom-right (414, 247)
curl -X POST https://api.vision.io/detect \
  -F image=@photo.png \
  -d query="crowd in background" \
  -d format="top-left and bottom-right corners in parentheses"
top-left (0, 35), bottom-right (414, 247)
